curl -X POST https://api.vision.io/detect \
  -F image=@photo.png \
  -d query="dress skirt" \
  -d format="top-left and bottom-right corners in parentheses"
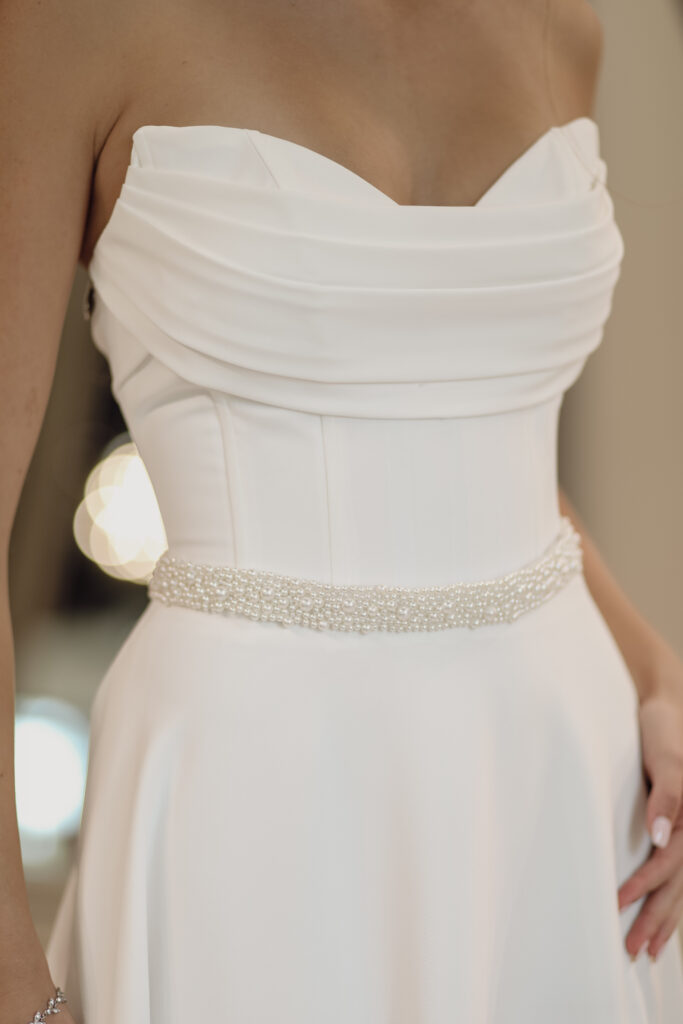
top-left (46, 570), bottom-right (683, 1022)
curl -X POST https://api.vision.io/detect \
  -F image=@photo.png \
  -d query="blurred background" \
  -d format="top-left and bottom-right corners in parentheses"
top-left (7, 0), bottom-right (683, 951)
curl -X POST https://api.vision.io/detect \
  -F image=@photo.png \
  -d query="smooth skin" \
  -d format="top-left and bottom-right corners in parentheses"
top-left (1, 0), bottom-right (682, 1017)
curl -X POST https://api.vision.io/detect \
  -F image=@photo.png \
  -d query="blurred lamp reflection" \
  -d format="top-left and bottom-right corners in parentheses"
top-left (14, 696), bottom-right (89, 851)
top-left (73, 438), bottom-right (166, 583)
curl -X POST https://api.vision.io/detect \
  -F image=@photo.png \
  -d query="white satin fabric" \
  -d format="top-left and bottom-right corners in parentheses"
top-left (46, 116), bottom-right (683, 1021)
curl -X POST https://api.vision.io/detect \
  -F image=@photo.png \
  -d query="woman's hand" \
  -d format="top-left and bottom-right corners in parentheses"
top-left (617, 638), bottom-right (683, 961)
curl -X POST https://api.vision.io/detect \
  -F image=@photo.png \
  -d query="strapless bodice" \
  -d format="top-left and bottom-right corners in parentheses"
top-left (86, 117), bottom-right (625, 585)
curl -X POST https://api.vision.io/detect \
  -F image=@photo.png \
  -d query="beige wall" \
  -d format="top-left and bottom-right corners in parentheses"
top-left (559, 0), bottom-right (683, 651)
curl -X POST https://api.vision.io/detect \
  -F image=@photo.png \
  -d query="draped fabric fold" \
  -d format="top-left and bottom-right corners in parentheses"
top-left (88, 117), bottom-right (624, 419)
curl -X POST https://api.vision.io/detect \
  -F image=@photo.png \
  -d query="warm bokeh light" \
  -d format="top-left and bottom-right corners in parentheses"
top-left (73, 439), bottom-right (167, 583)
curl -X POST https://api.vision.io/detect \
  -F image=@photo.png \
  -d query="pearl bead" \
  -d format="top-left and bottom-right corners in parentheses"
top-left (147, 516), bottom-right (582, 633)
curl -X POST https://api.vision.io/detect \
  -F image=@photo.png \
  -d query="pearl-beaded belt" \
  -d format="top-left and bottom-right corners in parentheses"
top-left (147, 516), bottom-right (583, 633)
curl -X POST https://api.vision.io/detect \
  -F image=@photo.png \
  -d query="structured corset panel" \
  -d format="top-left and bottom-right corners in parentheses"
top-left (87, 117), bottom-right (625, 583)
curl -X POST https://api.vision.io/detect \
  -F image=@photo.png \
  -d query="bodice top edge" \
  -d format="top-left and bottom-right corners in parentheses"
top-left (85, 115), bottom-right (625, 420)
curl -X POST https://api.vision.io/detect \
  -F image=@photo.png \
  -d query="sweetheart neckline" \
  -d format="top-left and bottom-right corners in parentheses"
top-left (131, 115), bottom-right (595, 209)
top-left (86, 115), bottom-right (598, 272)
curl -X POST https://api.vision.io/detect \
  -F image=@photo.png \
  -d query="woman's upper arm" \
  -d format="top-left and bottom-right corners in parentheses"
top-left (0, 0), bottom-right (118, 558)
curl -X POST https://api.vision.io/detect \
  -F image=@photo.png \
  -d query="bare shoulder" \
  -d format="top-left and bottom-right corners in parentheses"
top-left (550, 0), bottom-right (605, 70)
top-left (1, 0), bottom-right (153, 275)
top-left (544, 0), bottom-right (605, 118)
top-left (564, 1), bottom-right (604, 61)
top-left (0, 0), bottom-right (134, 152)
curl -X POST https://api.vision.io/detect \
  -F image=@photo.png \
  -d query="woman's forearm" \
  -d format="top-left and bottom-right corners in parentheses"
top-left (558, 486), bottom-right (674, 702)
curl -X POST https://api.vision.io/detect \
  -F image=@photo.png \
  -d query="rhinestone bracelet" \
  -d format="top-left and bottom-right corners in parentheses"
top-left (147, 515), bottom-right (583, 633)
top-left (24, 986), bottom-right (67, 1023)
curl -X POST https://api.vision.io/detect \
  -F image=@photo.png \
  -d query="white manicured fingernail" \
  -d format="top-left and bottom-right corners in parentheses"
top-left (651, 816), bottom-right (672, 848)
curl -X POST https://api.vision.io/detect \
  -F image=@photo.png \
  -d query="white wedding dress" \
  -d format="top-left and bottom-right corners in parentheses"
top-left (45, 116), bottom-right (683, 1022)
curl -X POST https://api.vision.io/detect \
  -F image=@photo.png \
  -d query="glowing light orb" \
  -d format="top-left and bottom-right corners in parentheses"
top-left (73, 439), bottom-right (167, 583)
top-left (14, 697), bottom-right (89, 838)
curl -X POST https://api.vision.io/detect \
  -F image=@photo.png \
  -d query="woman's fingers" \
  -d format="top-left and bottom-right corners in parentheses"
top-left (618, 827), bottom-right (683, 908)
top-left (620, 689), bottom-right (683, 958)
top-left (644, 751), bottom-right (683, 848)
top-left (647, 903), bottom-right (683, 961)
top-left (622, 868), bottom-right (683, 960)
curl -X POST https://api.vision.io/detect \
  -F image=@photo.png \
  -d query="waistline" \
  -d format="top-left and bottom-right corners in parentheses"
top-left (147, 515), bottom-right (583, 633)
